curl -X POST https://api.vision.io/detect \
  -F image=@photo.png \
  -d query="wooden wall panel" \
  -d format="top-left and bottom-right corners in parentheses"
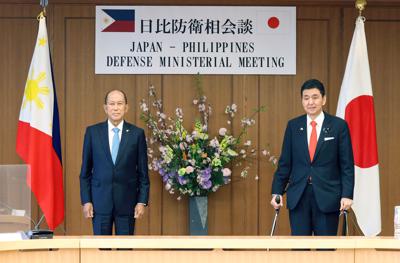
top-left (0, 2), bottom-right (399, 237)
top-left (134, 75), bottom-right (163, 235)
top-left (231, 75), bottom-right (259, 235)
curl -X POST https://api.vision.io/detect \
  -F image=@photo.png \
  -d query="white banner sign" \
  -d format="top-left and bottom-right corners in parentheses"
top-left (95, 6), bottom-right (296, 75)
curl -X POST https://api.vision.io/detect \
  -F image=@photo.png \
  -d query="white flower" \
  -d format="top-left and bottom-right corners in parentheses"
top-left (193, 99), bottom-right (198, 105)
top-left (262, 150), bottom-right (269, 156)
top-left (149, 85), bottom-right (156, 96)
top-left (140, 102), bottom-right (148, 112)
top-left (231, 104), bottom-right (237, 111)
top-left (219, 127), bottom-right (227, 136)
top-left (222, 168), bottom-right (232, 177)
top-left (175, 108), bottom-right (183, 118)
top-left (224, 106), bottom-right (230, 114)
top-left (165, 183), bottom-right (172, 191)
top-left (212, 185), bottom-right (220, 192)
top-left (244, 140), bottom-right (251, 146)
top-left (186, 135), bottom-right (193, 143)
top-left (240, 168), bottom-right (249, 178)
top-left (198, 104), bottom-right (206, 112)
top-left (210, 138), bottom-right (219, 148)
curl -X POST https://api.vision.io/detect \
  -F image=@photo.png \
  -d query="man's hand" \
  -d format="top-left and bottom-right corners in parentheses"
top-left (340, 197), bottom-right (353, 211)
top-left (83, 202), bottom-right (94, 218)
top-left (270, 194), bottom-right (283, 210)
top-left (134, 203), bottom-right (146, 219)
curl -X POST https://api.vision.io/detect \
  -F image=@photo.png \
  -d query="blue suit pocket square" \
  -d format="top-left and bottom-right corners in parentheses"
top-left (324, 137), bottom-right (335, 141)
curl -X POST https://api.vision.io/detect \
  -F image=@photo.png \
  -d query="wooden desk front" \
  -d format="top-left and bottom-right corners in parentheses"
top-left (1, 236), bottom-right (399, 263)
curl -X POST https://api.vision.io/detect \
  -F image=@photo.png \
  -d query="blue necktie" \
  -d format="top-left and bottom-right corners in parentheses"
top-left (111, 127), bottom-right (120, 164)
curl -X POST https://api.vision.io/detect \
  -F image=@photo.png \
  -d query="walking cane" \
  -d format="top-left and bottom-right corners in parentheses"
top-left (341, 210), bottom-right (348, 236)
top-left (270, 195), bottom-right (281, 236)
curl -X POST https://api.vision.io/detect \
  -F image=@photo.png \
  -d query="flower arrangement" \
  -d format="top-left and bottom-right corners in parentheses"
top-left (140, 76), bottom-right (276, 197)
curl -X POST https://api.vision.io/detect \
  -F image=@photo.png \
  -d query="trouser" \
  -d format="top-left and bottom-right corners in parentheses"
top-left (289, 184), bottom-right (339, 236)
top-left (92, 213), bottom-right (135, 235)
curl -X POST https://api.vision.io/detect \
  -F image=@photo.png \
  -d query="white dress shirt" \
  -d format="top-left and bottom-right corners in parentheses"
top-left (306, 111), bottom-right (324, 146)
top-left (108, 120), bottom-right (124, 153)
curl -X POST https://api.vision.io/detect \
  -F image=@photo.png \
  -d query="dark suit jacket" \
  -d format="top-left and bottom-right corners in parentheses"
top-left (80, 120), bottom-right (150, 216)
top-left (271, 112), bottom-right (354, 213)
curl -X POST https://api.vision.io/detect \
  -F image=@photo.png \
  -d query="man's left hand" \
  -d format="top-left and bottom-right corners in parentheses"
top-left (340, 197), bottom-right (353, 211)
top-left (134, 203), bottom-right (146, 219)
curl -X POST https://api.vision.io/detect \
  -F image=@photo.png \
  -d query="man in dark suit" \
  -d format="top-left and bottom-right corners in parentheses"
top-left (80, 89), bottom-right (150, 235)
top-left (271, 79), bottom-right (354, 236)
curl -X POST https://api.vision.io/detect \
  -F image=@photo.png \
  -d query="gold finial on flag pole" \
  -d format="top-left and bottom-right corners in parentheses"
top-left (37, 11), bottom-right (45, 20)
top-left (38, 0), bottom-right (47, 19)
top-left (355, 0), bottom-right (367, 16)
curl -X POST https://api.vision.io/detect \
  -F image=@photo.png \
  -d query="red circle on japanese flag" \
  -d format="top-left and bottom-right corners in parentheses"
top-left (267, 17), bottom-right (280, 29)
top-left (345, 95), bottom-right (379, 168)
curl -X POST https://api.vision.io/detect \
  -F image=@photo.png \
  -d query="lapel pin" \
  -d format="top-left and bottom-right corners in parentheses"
top-left (126, 129), bottom-right (130, 133)
top-left (300, 127), bottom-right (304, 131)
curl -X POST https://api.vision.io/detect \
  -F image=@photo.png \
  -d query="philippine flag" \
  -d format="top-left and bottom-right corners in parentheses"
top-left (101, 9), bottom-right (135, 32)
top-left (16, 14), bottom-right (64, 230)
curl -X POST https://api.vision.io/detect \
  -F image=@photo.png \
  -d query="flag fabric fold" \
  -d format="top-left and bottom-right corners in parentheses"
top-left (336, 16), bottom-right (381, 237)
top-left (16, 14), bottom-right (64, 230)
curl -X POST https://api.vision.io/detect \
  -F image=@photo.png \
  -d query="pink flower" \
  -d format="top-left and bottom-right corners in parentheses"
top-left (219, 127), bottom-right (227, 136)
top-left (222, 168), bottom-right (232, 177)
top-left (179, 142), bottom-right (186, 151)
top-left (186, 166), bottom-right (194, 174)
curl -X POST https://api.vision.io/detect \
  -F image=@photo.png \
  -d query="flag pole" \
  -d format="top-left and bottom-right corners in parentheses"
top-left (34, 6), bottom-right (46, 233)
top-left (39, 0), bottom-right (48, 17)
top-left (26, 0), bottom-right (58, 237)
